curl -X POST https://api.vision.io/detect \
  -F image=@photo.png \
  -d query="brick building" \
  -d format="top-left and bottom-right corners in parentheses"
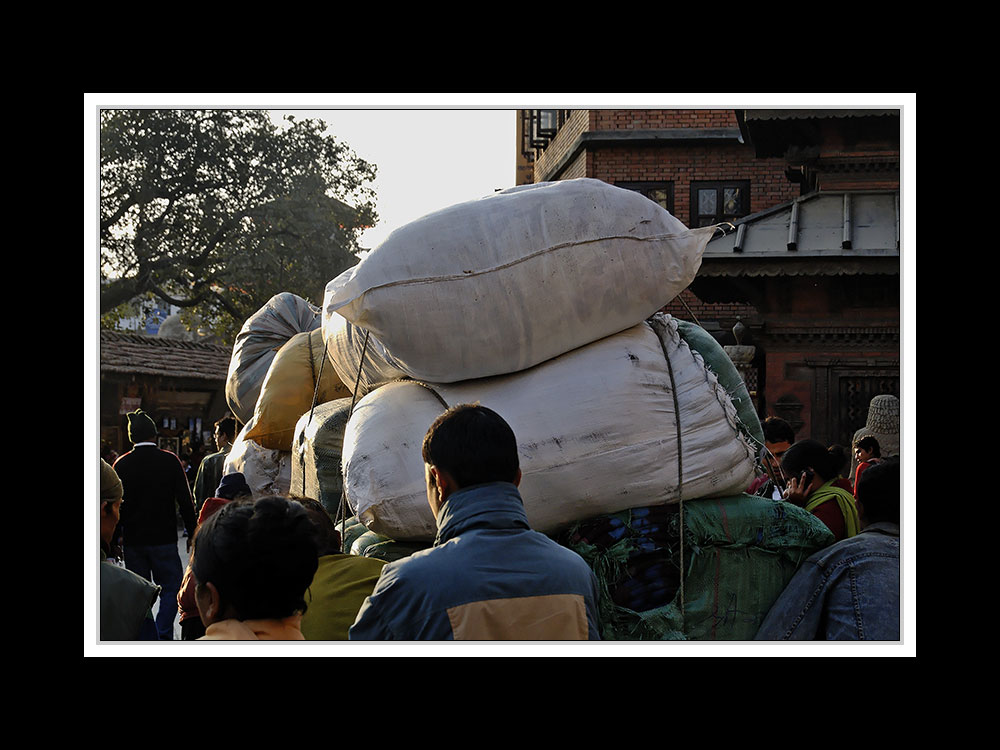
top-left (517, 108), bottom-right (902, 451)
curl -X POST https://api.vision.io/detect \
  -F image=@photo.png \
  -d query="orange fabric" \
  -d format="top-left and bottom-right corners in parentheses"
top-left (198, 614), bottom-right (305, 641)
top-left (446, 594), bottom-right (589, 640)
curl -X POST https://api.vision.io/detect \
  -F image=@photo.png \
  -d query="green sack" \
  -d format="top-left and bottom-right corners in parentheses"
top-left (291, 397), bottom-right (354, 518)
top-left (350, 527), bottom-right (430, 562)
top-left (561, 494), bottom-right (833, 641)
top-left (674, 319), bottom-right (764, 447)
top-left (336, 516), bottom-right (371, 554)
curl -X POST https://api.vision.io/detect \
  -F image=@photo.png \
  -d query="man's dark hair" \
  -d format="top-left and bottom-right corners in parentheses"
top-left (294, 497), bottom-right (343, 556)
top-left (421, 403), bottom-right (520, 489)
top-left (191, 495), bottom-right (319, 620)
top-left (856, 435), bottom-right (882, 458)
top-left (215, 415), bottom-right (238, 440)
top-left (855, 457), bottom-right (899, 524)
top-left (762, 416), bottom-right (795, 445)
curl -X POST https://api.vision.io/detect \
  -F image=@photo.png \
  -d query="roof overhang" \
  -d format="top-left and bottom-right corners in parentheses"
top-left (736, 109), bottom-right (901, 159)
top-left (698, 190), bottom-right (900, 279)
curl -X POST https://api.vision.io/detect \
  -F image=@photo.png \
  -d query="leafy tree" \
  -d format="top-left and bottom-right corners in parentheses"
top-left (100, 109), bottom-right (378, 344)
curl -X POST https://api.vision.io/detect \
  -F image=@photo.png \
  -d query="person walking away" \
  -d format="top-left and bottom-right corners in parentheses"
top-left (349, 403), bottom-right (602, 641)
top-left (193, 416), bottom-right (238, 513)
top-left (113, 409), bottom-right (197, 640)
top-left (756, 458), bottom-right (900, 640)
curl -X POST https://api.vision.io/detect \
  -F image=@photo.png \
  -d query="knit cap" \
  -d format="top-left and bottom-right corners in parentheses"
top-left (127, 409), bottom-right (157, 443)
top-left (215, 472), bottom-right (252, 500)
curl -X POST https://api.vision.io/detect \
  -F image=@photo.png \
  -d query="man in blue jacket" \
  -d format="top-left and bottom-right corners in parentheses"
top-left (349, 403), bottom-right (601, 641)
top-left (755, 457), bottom-right (900, 641)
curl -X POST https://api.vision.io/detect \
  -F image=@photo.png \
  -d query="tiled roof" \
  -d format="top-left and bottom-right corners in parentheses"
top-left (100, 329), bottom-right (233, 381)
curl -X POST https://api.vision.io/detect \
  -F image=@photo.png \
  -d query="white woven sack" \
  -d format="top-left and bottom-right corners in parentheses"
top-left (323, 178), bottom-right (715, 385)
top-left (224, 417), bottom-right (292, 498)
top-left (342, 314), bottom-right (757, 542)
top-left (226, 293), bottom-right (321, 424)
top-left (323, 311), bottom-right (407, 398)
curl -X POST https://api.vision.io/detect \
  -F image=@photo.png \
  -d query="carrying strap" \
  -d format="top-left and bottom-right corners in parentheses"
top-left (648, 315), bottom-right (685, 623)
top-left (295, 325), bottom-right (372, 553)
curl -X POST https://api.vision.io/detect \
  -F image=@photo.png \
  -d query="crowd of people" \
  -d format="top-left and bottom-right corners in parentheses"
top-left (98, 405), bottom-right (900, 644)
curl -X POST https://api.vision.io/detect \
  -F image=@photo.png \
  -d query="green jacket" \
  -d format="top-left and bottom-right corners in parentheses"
top-left (100, 552), bottom-right (161, 641)
top-left (300, 553), bottom-right (387, 641)
top-left (193, 448), bottom-right (229, 512)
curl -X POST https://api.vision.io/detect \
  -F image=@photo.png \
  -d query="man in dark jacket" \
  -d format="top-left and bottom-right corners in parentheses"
top-left (112, 410), bottom-right (197, 640)
top-left (349, 404), bottom-right (601, 641)
top-left (192, 415), bottom-right (238, 513)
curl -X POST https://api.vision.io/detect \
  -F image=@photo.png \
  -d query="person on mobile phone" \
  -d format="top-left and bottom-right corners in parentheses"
top-left (780, 440), bottom-right (860, 542)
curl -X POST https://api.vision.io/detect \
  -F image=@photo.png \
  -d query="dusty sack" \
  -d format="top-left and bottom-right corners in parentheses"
top-left (226, 293), bottom-right (321, 424)
top-left (341, 314), bottom-right (757, 541)
top-left (289, 397), bottom-right (355, 518)
top-left (245, 328), bottom-right (352, 451)
top-left (323, 178), bottom-right (715, 386)
top-left (224, 418), bottom-right (292, 498)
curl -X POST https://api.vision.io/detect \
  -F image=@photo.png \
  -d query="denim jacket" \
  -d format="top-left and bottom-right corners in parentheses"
top-left (755, 522), bottom-right (900, 641)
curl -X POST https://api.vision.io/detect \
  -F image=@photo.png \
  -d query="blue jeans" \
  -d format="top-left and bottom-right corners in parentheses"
top-left (124, 543), bottom-right (183, 640)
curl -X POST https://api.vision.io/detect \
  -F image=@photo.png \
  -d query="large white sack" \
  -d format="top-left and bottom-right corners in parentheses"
top-left (323, 178), bottom-right (715, 386)
top-left (224, 418), bottom-right (292, 498)
top-left (342, 314), bottom-right (757, 542)
top-left (226, 293), bottom-right (322, 424)
top-left (324, 311), bottom-right (407, 398)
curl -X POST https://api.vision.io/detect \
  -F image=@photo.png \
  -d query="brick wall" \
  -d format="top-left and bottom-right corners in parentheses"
top-left (591, 109), bottom-right (738, 130)
top-left (593, 143), bottom-right (795, 227)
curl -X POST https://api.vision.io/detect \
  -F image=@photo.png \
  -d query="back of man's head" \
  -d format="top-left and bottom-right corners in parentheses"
top-left (855, 457), bottom-right (900, 525)
top-left (216, 415), bottom-right (238, 443)
top-left (421, 403), bottom-right (520, 489)
top-left (127, 409), bottom-right (157, 444)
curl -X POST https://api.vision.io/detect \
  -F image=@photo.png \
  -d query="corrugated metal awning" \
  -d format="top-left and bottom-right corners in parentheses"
top-left (744, 109), bottom-right (900, 121)
top-left (698, 190), bottom-right (900, 278)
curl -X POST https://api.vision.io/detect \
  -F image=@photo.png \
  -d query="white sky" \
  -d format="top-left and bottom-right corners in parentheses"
top-left (268, 107), bottom-right (518, 251)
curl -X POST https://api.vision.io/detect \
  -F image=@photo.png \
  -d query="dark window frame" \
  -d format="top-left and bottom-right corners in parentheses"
top-left (690, 180), bottom-right (751, 227)
top-left (616, 181), bottom-right (675, 214)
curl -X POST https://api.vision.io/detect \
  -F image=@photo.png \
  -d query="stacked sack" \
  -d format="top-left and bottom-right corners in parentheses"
top-left (557, 495), bottom-right (834, 640)
top-left (338, 314), bottom-right (759, 541)
top-left (315, 178), bottom-right (760, 541)
top-left (224, 178), bottom-right (835, 641)
top-left (224, 293), bottom-right (353, 498)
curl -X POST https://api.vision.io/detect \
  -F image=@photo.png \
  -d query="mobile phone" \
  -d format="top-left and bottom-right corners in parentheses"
top-left (800, 468), bottom-right (815, 486)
